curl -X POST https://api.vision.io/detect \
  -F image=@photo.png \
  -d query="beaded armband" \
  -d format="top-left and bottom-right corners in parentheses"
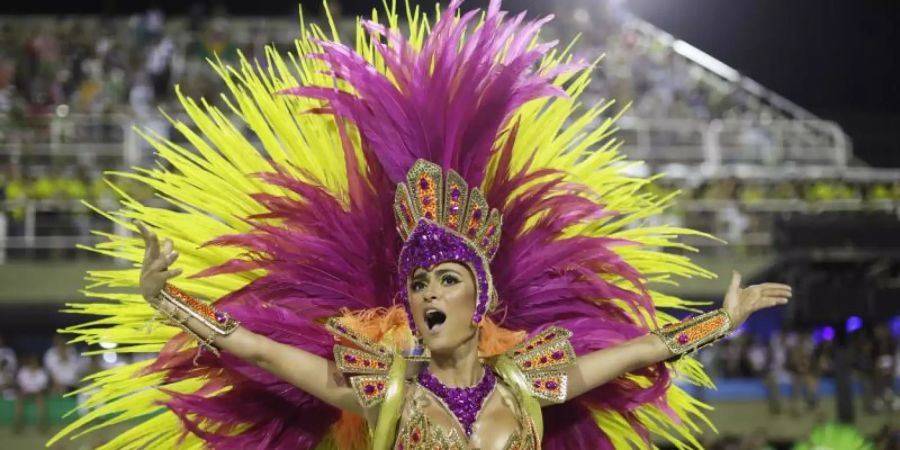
top-left (154, 285), bottom-right (240, 356)
top-left (651, 309), bottom-right (732, 358)
top-left (505, 326), bottom-right (576, 404)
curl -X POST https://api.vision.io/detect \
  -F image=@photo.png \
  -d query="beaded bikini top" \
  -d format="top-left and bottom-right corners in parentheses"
top-left (325, 318), bottom-right (577, 449)
top-left (394, 392), bottom-right (537, 450)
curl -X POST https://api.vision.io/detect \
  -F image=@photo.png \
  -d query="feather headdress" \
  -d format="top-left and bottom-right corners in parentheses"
top-left (52, 1), bottom-right (717, 449)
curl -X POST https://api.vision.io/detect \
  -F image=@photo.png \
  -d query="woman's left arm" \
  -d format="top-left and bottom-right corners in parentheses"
top-left (565, 271), bottom-right (792, 400)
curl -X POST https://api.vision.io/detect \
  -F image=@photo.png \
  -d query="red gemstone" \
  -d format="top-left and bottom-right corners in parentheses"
top-left (546, 381), bottom-right (558, 390)
top-left (552, 351), bottom-right (564, 360)
top-left (524, 361), bottom-right (532, 368)
top-left (677, 333), bottom-right (689, 344)
top-left (540, 356), bottom-right (548, 364)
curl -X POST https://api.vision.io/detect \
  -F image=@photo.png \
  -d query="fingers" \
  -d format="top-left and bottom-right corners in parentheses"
top-left (160, 268), bottom-right (183, 280)
top-left (137, 221), bottom-right (160, 265)
top-left (754, 293), bottom-right (790, 311)
top-left (745, 283), bottom-right (792, 298)
top-left (729, 271), bottom-right (742, 292)
top-left (759, 282), bottom-right (792, 291)
top-left (147, 249), bottom-right (179, 273)
top-left (136, 221), bottom-right (152, 266)
top-left (161, 238), bottom-right (173, 257)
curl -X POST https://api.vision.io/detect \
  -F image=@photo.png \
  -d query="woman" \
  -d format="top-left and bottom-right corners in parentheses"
top-left (136, 200), bottom-right (788, 450)
top-left (53, 1), bottom-right (790, 448)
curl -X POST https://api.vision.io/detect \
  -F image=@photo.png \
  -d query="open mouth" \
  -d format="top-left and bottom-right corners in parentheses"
top-left (423, 308), bottom-right (447, 333)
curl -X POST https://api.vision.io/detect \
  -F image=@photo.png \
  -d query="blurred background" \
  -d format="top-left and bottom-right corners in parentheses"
top-left (0, 0), bottom-right (898, 448)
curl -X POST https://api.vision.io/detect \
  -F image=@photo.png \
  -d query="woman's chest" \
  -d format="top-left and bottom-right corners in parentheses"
top-left (394, 383), bottom-right (537, 450)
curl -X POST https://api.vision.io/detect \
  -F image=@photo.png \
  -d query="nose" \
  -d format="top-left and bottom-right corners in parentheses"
top-left (422, 282), bottom-right (439, 302)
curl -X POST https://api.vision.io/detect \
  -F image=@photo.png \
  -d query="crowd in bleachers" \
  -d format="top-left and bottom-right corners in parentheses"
top-left (543, 0), bottom-right (787, 123)
top-left (0, 334), bottom-right (152, 433)
top-left (0, 3), bottom-right (857, 260)
top-left (643, 177), bottom-right (900, 250)
top-left (696, 322), bottom-right (899, 416)
top-left (0, 7), bottom-right (298, 122)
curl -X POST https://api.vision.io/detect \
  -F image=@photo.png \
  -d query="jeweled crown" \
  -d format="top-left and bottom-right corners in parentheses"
top-left (393, 160), bottom-right (502, 260)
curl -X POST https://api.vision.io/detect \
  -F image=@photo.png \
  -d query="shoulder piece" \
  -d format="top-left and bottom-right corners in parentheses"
top-left (505, 326), bottom-right (576, 404)
top-left (325, 316), bottom-right (391, 355)
top-left (326, 317), bottom-right (393, 408)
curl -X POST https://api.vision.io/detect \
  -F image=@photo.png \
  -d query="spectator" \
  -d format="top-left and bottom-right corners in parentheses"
top-left (852, 329), bottom-right (878, 414)
top-left (43, 334), bottom-right (86, 394)
top-left (764, 332), bottom-right (788, 415)
top-left (741, 334), bottom-right (768, 377)
top-left (786, 332), bottom-right (819, 415)
top-left (13, 353), bottom-right (49, 433)
top-left (0, 335), bottom-right (17, 399)
top-left (872, 323), bottom-right (898, 412)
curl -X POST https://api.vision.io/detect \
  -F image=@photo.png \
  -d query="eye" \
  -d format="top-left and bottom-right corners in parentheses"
top-left (411, 280), bottom-right (426, 292)
top-left (441, 275), bottom-right (459, 286)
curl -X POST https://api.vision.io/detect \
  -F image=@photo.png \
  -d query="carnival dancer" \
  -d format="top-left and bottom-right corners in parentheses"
top-left (51, 1), bottom-right (790, 448)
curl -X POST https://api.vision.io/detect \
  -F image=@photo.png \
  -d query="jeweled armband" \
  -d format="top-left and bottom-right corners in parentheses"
top-left (651, 309), bottom-right (732, 358)
top-left (153, 285), bottom-right (239, 355)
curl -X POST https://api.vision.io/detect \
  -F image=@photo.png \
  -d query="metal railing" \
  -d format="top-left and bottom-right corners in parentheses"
top-left (0, 112), bottom-right (879, 260)
top-left (3, 196), bottom-right (900, 261)
top-left (615, 117), bottom-right (850, 168)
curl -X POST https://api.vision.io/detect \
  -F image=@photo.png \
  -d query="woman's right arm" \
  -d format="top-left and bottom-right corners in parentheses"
top-left (136, 222), bottom-right (365, 416)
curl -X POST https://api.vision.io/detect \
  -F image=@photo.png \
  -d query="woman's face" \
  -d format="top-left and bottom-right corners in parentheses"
top-left (408, 261), bottom-right (478, 354)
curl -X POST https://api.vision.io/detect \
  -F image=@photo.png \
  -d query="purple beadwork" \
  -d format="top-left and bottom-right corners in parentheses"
top-left (398, 220), bottom-right (491, 332)
top-left (417, 366), bottom-right (496, 437)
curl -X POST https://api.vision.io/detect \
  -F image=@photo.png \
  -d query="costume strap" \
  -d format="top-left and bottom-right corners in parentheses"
top-left (651, 309), bottom-right (733, 359)
top-left (152, 285), bottom-right (240, 356)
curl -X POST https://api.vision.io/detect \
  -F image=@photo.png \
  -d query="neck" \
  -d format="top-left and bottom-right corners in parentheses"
top-left (426, 329), bottom-right (482, 387)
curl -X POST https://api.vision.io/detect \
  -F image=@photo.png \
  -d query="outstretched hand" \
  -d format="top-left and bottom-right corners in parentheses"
top-left (723, 271), bottom-right (791, 330)
top-left (136, 221), bottom-right (182, 303)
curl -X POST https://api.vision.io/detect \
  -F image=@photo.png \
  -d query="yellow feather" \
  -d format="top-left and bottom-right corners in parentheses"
top-left (51, 1), bottom-right (720, 447)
